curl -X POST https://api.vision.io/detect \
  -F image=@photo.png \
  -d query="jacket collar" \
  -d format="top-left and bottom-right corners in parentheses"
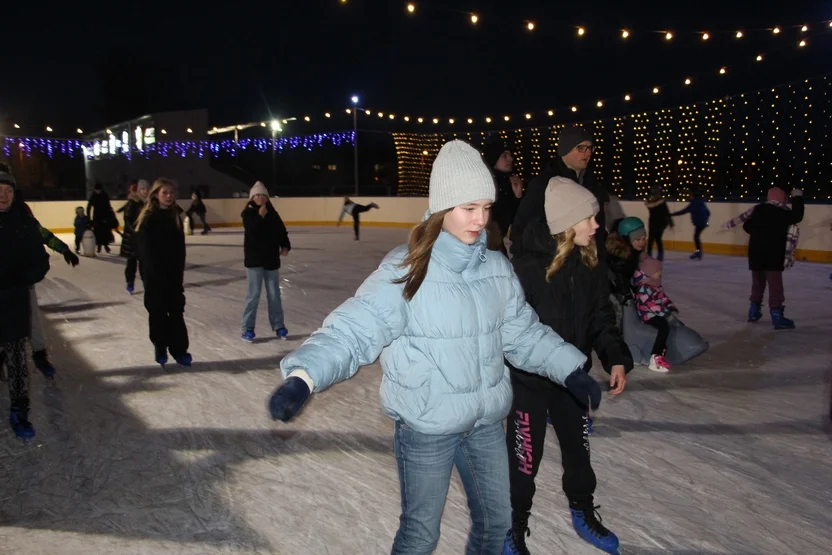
top-left (432, 230), bottom-right (488, 273)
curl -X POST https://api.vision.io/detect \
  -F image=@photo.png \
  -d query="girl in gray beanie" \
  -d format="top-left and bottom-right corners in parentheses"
top-left (266, 140), bottom-right (601, 554)
top-left (505, 177), bottom-right (631, 555)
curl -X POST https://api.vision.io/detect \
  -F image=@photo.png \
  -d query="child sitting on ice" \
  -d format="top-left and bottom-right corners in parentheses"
top-left (633, 256), bottom-right (677, 323)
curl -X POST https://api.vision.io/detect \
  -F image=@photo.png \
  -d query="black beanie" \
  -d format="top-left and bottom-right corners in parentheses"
top-left (0, 171), bottom-right (16, 189)
top-left (557, 126), bottom-right (593, 157)
top-left (482, 137), bottom-right (512, 169)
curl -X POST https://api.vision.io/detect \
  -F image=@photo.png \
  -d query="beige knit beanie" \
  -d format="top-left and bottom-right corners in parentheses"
top-left (544, 177), bottom-right (600, 235)
top-left (249, 181), bottom-right (269, 199)
top-left (428, 140), bottom-right (496, 214)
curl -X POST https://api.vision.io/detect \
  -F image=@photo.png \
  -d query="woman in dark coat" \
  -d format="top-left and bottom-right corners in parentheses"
top-left (87, 184), bottom-right (116, 252)
top-left (645, 186), bottom-right (673, 261)
top-left (240, 181), bottom-right (291, 341)
top-left (118, 180), bottom-right (149, 293)
top-left (725, 186), bottom-right (805, 329)
top-left (136, 179), bottom-right (191, 368)
top-left (0, 169), bottom-right (50, 440)
top-left (504, 177), bottom-right (631, 555)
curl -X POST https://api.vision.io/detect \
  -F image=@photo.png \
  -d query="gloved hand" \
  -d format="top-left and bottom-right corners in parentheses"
top-left (791, 188), bottom-right (803, 197)
top-left (63, 251), bottom-right (80, 267)
top-left (564, 370), bottom-right (602, 411)
top-left (267, 376), bottom-right (311, 422)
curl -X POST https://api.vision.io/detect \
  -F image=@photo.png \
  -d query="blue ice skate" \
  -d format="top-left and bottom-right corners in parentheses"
top-left (570, 501), bottom-right (620, 555)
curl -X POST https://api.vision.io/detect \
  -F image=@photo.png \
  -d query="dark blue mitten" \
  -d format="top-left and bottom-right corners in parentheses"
top-left (564, 371), bottom-right (602, 411)
top-left (268, 376), bottom-right (311, 422)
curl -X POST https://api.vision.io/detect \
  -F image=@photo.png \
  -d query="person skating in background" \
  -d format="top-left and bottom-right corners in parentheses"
top-left (118, 179), bottom-right (149, 294)
top-left (267, 140), bottom-right (600, 554)
top-left (337, 196), bottom-right (379, 240)
top-left (0, 168), bottom-right (50, 440)
top-left (511, 126), bottom-right (609, 260)
top-left (723, 185), bottom-right (805, 329)
top-left (645, 185), bottom-right (674, 261)
top-left (240, 181), bottom-right (291, 342)
top-left (608, 217), bottom-right (673, 372)
top-left (505, 177), bottom-right (632, 555)
top-left (87, 184), bottom-right (116, 253)
top-left (185, 191), bottom-right (211, 235)
top-left (73, 207), bottom-right (91, 254)
top-left (483, 137), bottom-right (524, 253)
top-left (136, 179), bottom-right (192, 368)
top-left (671, 190), bottom-right (710, 260)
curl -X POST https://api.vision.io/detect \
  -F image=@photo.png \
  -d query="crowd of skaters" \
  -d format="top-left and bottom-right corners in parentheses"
top-left (0, 122), bottom-right (811, 554)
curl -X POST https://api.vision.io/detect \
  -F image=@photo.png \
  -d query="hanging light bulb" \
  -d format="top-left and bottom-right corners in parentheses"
top-left (736, 31), bottom-right (743, 38)
top-left (801, 25), bottom-right (808, 32)
top-left (799, 40), bottom-right (807, 47)
top-left (702, 32), bottom-right (710, 40)
top-left (417, 117), bottom-right (424, 123)
top-left (470, 13), bottom-right (478, 24)
top-left (325, 113), bottom-right (331, 118)
top-left (571, 106), bottom-right (578, 112)
top-left (432, 118), bottom-right (439, 124)
top-left (719, 67), bottom-right (726, 74)
top-left (547, 110), bottom-right (554, 116)
top-left (621, 29), bottom-right (630, 39)
top-left (404, 116), bottom-right (410, 122)
top-left (504, 115), bottom-right (510, 121)
top-left (406, 3), bottom-right (415, 14)
top-left (773, 27), bottom-right (780, 34)
top-left (685, 78), bottom-right (692, 85)
top-left (485, 117), bottom-right (492, 123)
top-left (448, 118), bottom-right (455, 124)
top-left (467, 118), bottom-right (473, 124)
top-left (525, 113), bottom-right (532, 119)
top-left (577, 27), bottom-right (585, 36)
top-left (526, 21), bottom-right (535, 31)
top-left (665, 31), bottom-right (673, 40)
top-left (625, 94), bottom-right (631, 101)
top-left (756, 54), bottom-right (763, 62)
top-left (653, 87), bottom-right (660, 94)
top-left (596, 101), bottom-right (604, 108)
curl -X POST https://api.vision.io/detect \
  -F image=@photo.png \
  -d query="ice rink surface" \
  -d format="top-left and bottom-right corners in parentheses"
top-left (1, 226), bottom-right (830, 555)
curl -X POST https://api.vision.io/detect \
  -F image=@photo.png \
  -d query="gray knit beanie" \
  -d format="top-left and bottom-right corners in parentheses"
top-left (250, 181), bottom-right (269, 199)
top-left (0, 172), bottom-right (16, 188)
top-left (137, 179), bottom-right (150, 192)
top-left (429, 140), bottom-right (496, 214)
top-left (544, 177), bottom-right (600, 235)
top-left (557, 126), bottom-right (593, 157)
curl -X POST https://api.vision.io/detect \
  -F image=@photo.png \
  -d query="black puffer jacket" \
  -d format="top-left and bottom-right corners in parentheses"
top-left (119, 193), bottom-right (144, 258)
top-left (0, 200), bottom-right (50, 343)
top-left (242, 200), bottom-right (291, 270)
top-left (743, 196), bottom-right (805, 272)
top-left (136, 206), bottom-right (186, 291)
top-left (510, 221), bottom-right (632, 389)
top-left (511, 157), bottom-right (609, 259)
top-left (605, 233), bottom-right (640, 304)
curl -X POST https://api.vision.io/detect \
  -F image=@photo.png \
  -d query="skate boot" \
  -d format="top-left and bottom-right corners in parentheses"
top-left (747, 302), bottom-right (763, 323)
top-left (32, 349), bottom-right (56, 378)
top-left (689, 250), bottom-right (702, 260)
top-left (174, 353), bottom-right (193, 367)
top-left (770, 307), bottom-right (795, 330)
top-left (10, 405), bottom-right (36, 441)
top-left (276, 327), bottom-right (289, 340)
top-left (154, 344), bottom-right (168, 368)
top-left (570, 500), bottom-right (620, 555)
top-left (502, 512), bottom-right (531, 555)
top-left (368, 202), bottom-right (379, 209)
top-left (127, 282), bottom-right (135, 295)
top-left (241, 330), bottom-right (256, 343)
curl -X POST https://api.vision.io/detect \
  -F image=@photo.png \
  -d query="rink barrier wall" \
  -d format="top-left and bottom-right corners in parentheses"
top-left (25, 197), bottom-right (832, 263)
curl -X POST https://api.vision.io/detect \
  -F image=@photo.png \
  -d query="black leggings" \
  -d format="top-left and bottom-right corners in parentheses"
top-left (645, 316), bottom-right (670, 356)
top-left (647, 227), bottom-right (665, 261)
top-left (693, 225), bottom-right (706, 253)
top-left (351, 204), bottom-right (372, 238)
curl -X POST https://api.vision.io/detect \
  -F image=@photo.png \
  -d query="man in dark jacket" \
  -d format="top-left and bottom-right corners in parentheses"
top-left (241, 181), bottom-right (291, 342)
top-left (0, 169), bottom-right (50, 440)
top-left (483, 137), bottom-right (523, 252)
top-left (510, 126), bottom-right (609, 259)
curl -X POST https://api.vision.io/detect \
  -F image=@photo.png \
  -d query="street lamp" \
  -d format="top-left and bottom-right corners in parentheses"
top-left (270, 120), bottom-right (282, 188)
top-left (351, 95), bottom-right (360, 195)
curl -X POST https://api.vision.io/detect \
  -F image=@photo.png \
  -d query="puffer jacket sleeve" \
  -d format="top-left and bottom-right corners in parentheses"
top-left (280, 253), bottom-right (409, 391)
top-left (501, 272), bottom-right (587, 386)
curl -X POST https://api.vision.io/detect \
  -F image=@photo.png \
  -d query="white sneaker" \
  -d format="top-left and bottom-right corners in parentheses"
top-left (648, 354), bottom-right (671, 373)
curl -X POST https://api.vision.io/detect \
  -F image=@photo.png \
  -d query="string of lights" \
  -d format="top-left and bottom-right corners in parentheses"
top-left (394, 74), bottom-right (832, 202)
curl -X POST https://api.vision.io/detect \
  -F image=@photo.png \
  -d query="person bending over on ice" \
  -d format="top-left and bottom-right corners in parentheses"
top-left (723, 185), bottom-right (804, 329)
top-left (608, 217), bottom-right (673, 372)
top-left (337, 196), bottom-right (379, 240)
top-left (504, 177), bottom-right (632, 555)
top-left (0, 168), bottom-right (49, 440)
top-left (136, 179), bottom-right (192, 369)
top-left (267, 140), bottom-right (601, 555)
top-left (240, 181), bottom-right (291, 342)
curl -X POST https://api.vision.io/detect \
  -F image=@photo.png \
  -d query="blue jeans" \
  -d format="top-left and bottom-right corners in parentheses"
top-left (391, 421), bottom-right (511, 555)
top-left (241, 268), bottom-right (284, 332)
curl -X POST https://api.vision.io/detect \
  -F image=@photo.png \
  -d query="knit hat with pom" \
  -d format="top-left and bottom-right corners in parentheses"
top-left (544, 177), bottom-right (600, 235)
top-left (428, 140), bottom-right (496, 214)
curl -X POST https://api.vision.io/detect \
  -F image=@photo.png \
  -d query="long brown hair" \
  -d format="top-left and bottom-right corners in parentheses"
top-left (545, 227), bottom-right (598, 281)
top-left (392, 210), bottom-right (449, 301)
top-left (135, 178), bottom-right (180, 231)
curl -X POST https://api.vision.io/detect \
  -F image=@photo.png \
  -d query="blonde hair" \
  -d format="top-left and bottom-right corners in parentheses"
top-left (392, 210), bottom-right (449, 301)
top-left (545, 227), bottom-right (598, 281)
top-left (135, 178), bottom-right (180, 231)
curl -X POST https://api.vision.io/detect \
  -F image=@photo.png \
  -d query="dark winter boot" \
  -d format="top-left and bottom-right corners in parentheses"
top-left (570, 500), bottom-right (620, 555)
top-left (276, 327), bottom-right (289, 340)
top-left (127, 282), bottom-right (135, 295)
top-left (174, 353), bottom-right (193, 367)
top-left (770, 307), bottom-right (795, 330)
top-left (32, 349), bottom-right (56, 378)
top-left (154, 344), bottom-right (168, 367)
top-left (502, 513), bottom-right (531, 555)
top-left (689, 250), bottom-right (702, 260)
top-left (747, 303), bottom-right (763, 323)
top-left (10, 405), bottom-right (36, 440)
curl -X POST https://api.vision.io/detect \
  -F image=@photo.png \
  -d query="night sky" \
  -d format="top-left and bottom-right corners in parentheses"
top-left (4, 0), bottom-right (831, 135)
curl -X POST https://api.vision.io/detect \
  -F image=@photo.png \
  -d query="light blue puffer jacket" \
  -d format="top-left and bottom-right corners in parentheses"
top-left (280, 230), bottom-right (587, 435)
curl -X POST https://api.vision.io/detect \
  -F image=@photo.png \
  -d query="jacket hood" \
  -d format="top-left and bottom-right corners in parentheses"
top-left (520, 220), bottom-right (559, 257)
top-left (127, 192), bottom-right (143, 203)
top-left (606, 233), bottom-right (632, 259)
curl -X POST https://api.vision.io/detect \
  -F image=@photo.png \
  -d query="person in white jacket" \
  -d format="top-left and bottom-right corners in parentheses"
top-left (337, 197), bottom-right (379, 240)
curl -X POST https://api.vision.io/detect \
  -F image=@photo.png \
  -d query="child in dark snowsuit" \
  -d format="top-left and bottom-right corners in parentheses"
top-left (723, 186), bottom-right (805, 329)
top-left (73, 207), bottom-right (90, 254)
top-left (671, 191), bottom-right (710, 259)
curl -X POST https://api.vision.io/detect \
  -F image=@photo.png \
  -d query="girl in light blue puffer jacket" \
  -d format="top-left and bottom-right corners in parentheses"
top-left (268, 140), bottom-right (601, 555)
